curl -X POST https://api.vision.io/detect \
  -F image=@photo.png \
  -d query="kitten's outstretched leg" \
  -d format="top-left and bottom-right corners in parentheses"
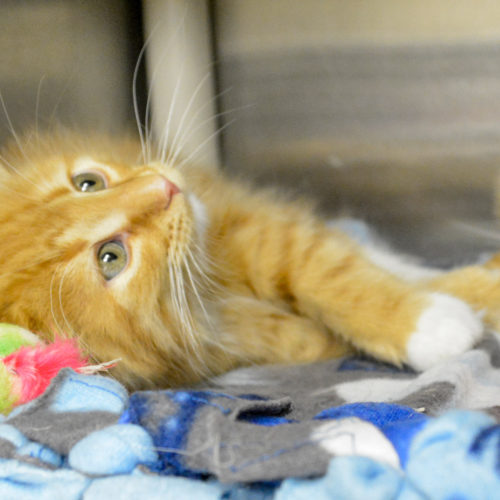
top-left (220, 216), bottom-right (482, 370)
top-left (285, 238), bottom-right (482, 370)
top-left (209, 181), bottom-right (483, 370)
top-left (425, 261), bottom-right (500, 331)
top-left (352, 240), bottom-right (484, 369)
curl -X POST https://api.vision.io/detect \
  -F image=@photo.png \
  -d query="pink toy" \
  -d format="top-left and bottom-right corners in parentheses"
top-left (3, 339), bottom-right (89, 406)
top-left (0, 323), bottom-right (116, 414)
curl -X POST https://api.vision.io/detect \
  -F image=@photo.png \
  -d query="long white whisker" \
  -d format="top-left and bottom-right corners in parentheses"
top-left (174, 262), bottom-right (193, 339)
top-left (144, 15), bottom-right (189, 163)
top-left (0, 92), bottom-right (31, 165)
top-left (183, 256), bottom-right (214, 332)
top-left (35, 74), bottom-right (47, 143)
top-left (0, 183), bottom-right (39, 201)
top-left (168, 104), bottom-right (247, 167)
top-left (0, 94), bottom-right (53, 191)
top-left (185, 246), bottom-right (222, 292)
top-left (133, 38), bottom-right (151, 164)
top-left (168, 259), bottom-right (190, 351)
top-left (0, 152), bottom-right (49, 193)
top-left (171, 261), bottom-right (199, 373)
top-left (158, 58), bottom-right (186, 164)
top-left (175, 256), bottom-right (210, 375)
top-left (58, 262), bottom-right (75, 340)
top-left (49, 265), bottom-right (65, 338)
top-left (57, 264), bottom-right (102, 366)
top-left (0, 252), bottom-right (61, 280)
top-left (167, 95), bottom-right (234, 165)
top-left (165, 71), bottom-right (213, 165)
top-left (451, 220), bottom-right (500, 243)
top-left (175, 119), bottom-right (236, 169)
top-left (47, 67), bottom-right (76, 128)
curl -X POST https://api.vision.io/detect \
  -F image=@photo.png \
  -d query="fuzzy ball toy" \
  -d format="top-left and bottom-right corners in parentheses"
top-left (0, 323), bottom-right (112, 415)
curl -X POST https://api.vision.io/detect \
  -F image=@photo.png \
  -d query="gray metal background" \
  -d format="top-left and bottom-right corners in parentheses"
top-left (2, 0), bottom-right (500, 265)
top-left (0, 0), bottom-right (144, 143)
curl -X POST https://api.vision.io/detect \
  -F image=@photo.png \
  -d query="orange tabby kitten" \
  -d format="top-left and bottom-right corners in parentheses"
top-left (0, 130), bottom-right (494, 389)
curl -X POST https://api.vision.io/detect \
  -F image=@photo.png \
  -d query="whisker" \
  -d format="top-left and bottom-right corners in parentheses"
top-left (185, 246), bottom-right (222, 293)
top-left (175, 119), bottom-right (236, 170)
top-left (0, 97), bottom-right (52, 192)
top-left (49, 265), bottom-right (65, 339)
top-left (162, 85), bottom-right (237, 165)
top-left (173, 254), bottom-right (210, 376)
top-left (167, 98), bottom-right (247, 167)
top-left (47, 68), bottom-right (76, 129)
top-left (0, 183), bottom-right (39, 202)
top-left (0, 252), bottom-right (62, 280)
top-left (450, 220), bottom-right (500, 243)
top-left (57, 262), bottom-right (75, 340)
top-left (171, 262), bottom-right (199, 373)
top-left (0, 91), bottom-right (32, 165)
top-left (58, 259), bottom-right (113, 368)
top-left (165, 70), bottom-right (213, 165)
top-left (0, 151), bottom-right (50, 193)
top-left (144, 17), bottom-right (189, 164)
top-left (133, 42), bottom-right (149, 164)
top-left (133, 22), bottom-right (163, 164)
top-left (168, 258), bottom-right (190, 352)
top-left (34, 74), bottom-right (47, 144)
top-left (183, 256), bottom-right (215, 336)
top-left (174, 262), bottom-right (194, 342)
top-left (158, 58), bottom-right (186, 165)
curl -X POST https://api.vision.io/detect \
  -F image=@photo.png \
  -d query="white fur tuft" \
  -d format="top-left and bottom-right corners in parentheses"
top-left (407, 292), bottom-right (483, 371)
top-left (188, 193), bottom-right (209, 242)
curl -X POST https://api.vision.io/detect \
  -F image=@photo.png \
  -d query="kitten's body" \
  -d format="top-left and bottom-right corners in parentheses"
top-left (0, 131), bottom-right (496, 388)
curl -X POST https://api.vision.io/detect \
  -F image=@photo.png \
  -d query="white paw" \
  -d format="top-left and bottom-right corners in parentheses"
top-left (406, 292), bottom-right (483, 371)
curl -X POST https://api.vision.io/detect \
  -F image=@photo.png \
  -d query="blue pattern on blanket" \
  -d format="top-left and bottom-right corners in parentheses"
top-left (1, 330), bottom-right (500, 499)
top-left (315, 402), bottom-right (428, 466)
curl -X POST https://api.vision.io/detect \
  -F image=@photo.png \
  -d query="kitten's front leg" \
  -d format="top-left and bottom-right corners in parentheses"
top-left (217, 195), bottom-right (482, 370)
top-left (426, 260), bottom-right (500, 331)
top-left (285, 233), bottom-right (482, 370)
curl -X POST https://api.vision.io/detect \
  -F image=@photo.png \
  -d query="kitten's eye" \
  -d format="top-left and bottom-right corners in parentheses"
top-left (72, 172), bottom-right (106, 192)
top-left (97, 241), bottom-right (127, 280)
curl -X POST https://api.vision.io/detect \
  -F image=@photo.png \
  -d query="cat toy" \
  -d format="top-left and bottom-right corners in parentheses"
top-left (0, 323), bottom-right (114, 414)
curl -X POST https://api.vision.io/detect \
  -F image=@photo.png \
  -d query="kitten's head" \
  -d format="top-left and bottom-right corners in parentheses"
top-left (0, 130), bottom-right (214, 388)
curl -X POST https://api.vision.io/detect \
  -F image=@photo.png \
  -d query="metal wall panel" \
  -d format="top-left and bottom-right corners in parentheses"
top-left (213, 0), bottom-right (500, 263)
top-left (0, 0), bottom-right (144, 144)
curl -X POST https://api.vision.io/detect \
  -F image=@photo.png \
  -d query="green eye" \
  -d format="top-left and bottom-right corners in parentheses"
top-left (97, 241), bottom-right (127, 280)
top-left (72, 172), bottom-right (106, 192)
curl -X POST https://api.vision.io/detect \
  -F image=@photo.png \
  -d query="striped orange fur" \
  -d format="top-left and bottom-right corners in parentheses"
top-left (0, 130), bottom-right (488, 388)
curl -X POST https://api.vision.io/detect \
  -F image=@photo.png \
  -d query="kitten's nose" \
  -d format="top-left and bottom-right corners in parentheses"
top-left (145, 175), bottom-right (180, 206)
top-left (120, 174), bottom-right (180, 212)
top-left (164, 176), bottom-right (180, 200)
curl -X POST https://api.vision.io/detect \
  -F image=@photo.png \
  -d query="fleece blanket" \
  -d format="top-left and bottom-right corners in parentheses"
top-left (1, 331), bottom-right (500, 499)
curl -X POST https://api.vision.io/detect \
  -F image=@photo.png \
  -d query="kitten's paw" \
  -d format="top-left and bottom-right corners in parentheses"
top-left (406, 292), bottom-right (483, 371)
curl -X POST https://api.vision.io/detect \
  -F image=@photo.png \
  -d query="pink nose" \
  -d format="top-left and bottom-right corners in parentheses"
top-left (157, 176), bottom-right (180, 210)
top-left (163, 176), bottom-right (180, 199)
top-left (116, 174), bottom-right (180, 213)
